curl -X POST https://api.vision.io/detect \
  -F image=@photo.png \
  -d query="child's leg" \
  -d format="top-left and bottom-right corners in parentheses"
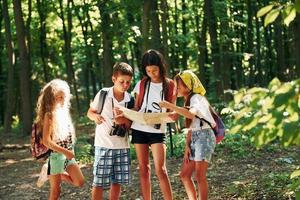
top-left (92, 186), bottom-right (104, 200)
top-left (109, 183), bottom-right (121, 199)
top-left (134, 144), bottom-right (151, 200)
top-left (180, 160), bottom-right (196, 200)
top-left (151, 143), bottom-right (173, 200)
top-left (61, 163), bottom-right (84, 187)
top-left (48, 174), bottom-right (62, 200)
top-left (194, 161), bottom-right (209, 200)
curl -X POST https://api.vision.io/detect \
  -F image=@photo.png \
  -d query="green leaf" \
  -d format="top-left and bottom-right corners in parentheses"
top-left (291, 169), bottom-right (300, 179)
top-left (257, 4), bottom-right (274, 17)
top-left (264, 8), bottom-right (280, 26)
top-left (295, 0), bottom-right (300, 12)
top-left (284, 8), bottom-right (296, 26)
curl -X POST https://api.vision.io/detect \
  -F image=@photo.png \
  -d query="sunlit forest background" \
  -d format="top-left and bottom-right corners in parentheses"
top-left (0, 0), bottom-right (299, 199)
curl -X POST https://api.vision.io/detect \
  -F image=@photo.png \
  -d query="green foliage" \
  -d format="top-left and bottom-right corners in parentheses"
top-left (257, 2), bottom-right (299, 26)
top-left (230, 77), bottom-right (300, 197)
top-left (74, 134), bottom-right (93, 164)
top-left (230, 78), bottom-right (300, 147)
top-left (166, 133), bottom-right (186, 158)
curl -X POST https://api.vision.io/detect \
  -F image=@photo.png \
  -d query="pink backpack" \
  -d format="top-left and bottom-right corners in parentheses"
top-left (30, 123), bottom-right (50, 161)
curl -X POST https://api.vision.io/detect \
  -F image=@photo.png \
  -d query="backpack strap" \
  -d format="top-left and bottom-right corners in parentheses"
top-left (97, 88), bottom-right (110, 114)
top-left (137, 77), bottom-right (150, 109)
top-left (126, 95), bottom-right (135, 109)
top-left (164, 78), bottom-right (175, 103)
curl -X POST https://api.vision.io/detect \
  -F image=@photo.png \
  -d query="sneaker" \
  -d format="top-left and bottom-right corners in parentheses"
top-left (36, 163), bottom-right (48, 188)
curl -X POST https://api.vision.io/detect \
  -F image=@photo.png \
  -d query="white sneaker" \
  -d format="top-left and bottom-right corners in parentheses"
top-left (36, 163), bottom-right (48, 188)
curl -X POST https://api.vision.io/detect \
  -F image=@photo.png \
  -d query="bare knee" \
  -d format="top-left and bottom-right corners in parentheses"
top-left (74, 178), bottom-right (85, 188)
top-left (155, 166), bottom-right (168, 179)
top-left (194, 172), bottom-right (207, 183)
top-left (139, 164), bottom-right (151, 178)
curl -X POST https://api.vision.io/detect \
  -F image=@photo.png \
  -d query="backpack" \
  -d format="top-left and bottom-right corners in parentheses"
top-left (97, 87), bottom-right (135, 114)
top-left (198, 106), bottom-right (226, 144)
top-left (137, 77), bottom-right (175, 109)
top-left (30, 123), bottom-right (51, 161)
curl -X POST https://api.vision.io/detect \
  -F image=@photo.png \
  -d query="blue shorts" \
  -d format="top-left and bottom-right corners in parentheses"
top-left (93, 147), bottom-right (131, 188)
top-left (47, 152), bottom-right (77, 175)
top-left (189, 129), bottom-right (216, 163)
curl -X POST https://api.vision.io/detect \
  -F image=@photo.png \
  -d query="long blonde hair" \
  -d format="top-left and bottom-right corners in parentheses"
top-left (35, 79), bottom-right (74, 142)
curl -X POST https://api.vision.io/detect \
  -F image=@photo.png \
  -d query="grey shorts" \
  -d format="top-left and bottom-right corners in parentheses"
top-left (93, 147), bottom-right (131, 188)
top-left (189, 129), bottom-right (216, 163)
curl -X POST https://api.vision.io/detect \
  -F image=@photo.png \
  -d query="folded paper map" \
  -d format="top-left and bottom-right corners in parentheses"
top-left (119, 107), bottom-right (175, 125)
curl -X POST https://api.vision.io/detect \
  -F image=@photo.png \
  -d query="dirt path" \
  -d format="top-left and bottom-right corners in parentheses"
top-left (0, 134), bottom-right (299, 200)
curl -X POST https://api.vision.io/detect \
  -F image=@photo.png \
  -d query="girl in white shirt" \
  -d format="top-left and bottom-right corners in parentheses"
top-left (160, 70), bottom-right (216, 200)
top-left (131, 49), bottom-right (175, 200)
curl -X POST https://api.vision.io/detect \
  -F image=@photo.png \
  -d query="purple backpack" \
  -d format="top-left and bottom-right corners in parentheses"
top-left (199, 106), bottom-right (226, 144)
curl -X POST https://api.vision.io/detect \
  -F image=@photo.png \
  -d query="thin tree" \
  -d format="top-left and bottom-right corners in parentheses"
top-left (12, 0), bottom-right (32, 135)
top-left (3, 0), bottom-right (16, 133)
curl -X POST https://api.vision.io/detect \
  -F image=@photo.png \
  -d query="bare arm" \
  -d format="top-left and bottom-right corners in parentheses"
top-left (87, 107), bottom-right (106, 124)
top-left (42, 113), bottom-right (74, 160)
top-left (159, 101), bottom-right (196, 120)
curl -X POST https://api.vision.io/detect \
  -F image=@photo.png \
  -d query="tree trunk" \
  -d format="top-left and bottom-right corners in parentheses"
top-left (37, 0), bottom-right (49, 82)
top-left (142, 0), bottom-right (151, 52)
top-left (85, 0), bottom-right (101, 92)
top-left (219, 1), bottom-right (232, 101)
top-left (246, 0), bottom-right (255, 86)
top-left (58, 0), bottom-right (80, 112)
top-left (181, 0), bottom-right (188, 69)
top-left (74, 2), bottom-right (92, 105)
top-left (159, 0), bottom-right (169, 67)
top-left (13, 0), bottom-right (32, 135)
top-left (194, 3), bottom-right (208, 87)
top-left (150, 0), bottom-right (161, 51)
top-left (294, 13), bottom-right (300, 77)
top-left (98, 0), bottom-right (113, 87)
top-left (255, 13), bottom-right (262, 84)
top-left (204, 0), bottom-right (223, 97)
top-left (0, 4), bottom-right (4, 126)
top-left (169, 0), bottom-right (179, 75)
top-left (26, 0), bottom-right (32, 69)
top-left (274, 18), bottom-right (285, 81)
top-left (264, 26), bottom-right (274, 82)
top-left (3, 0), bottom-right (16, 133)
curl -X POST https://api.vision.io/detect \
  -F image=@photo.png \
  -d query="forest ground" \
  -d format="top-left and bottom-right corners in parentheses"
top-left (0, 129), bottom-right (299, 200)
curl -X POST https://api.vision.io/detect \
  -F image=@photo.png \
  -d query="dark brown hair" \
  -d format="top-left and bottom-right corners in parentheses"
top-left (112, 62), bottom-right (133, 77)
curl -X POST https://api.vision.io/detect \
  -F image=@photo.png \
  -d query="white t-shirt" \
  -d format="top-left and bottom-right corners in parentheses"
top-left (189, 94), bottom-right (216, 129)
top-left (131, 80), bottom-right (167, 133)
top-left (90, 87), bottom-right (131, 149)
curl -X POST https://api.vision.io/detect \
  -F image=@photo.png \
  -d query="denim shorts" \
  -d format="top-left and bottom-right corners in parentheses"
top-left (93, 147), bottom-right (131, 188)
top-left (189, 129), bottom-right (216, 163)
top-left (47, 152), bottom-right (77, 175)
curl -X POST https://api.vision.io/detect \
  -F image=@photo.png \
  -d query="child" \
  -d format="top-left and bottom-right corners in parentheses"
top-left (159, 70), bottom-right (216, 200)
top-left (87, 62), bottom-right (134, 200)
top-left (35, 79), bottom-right (84, 199)
top-left (131, 49), bottom-right (175, 200)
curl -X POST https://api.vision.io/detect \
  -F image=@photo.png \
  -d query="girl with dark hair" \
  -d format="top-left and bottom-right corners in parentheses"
top-left (131, 49), bottom-right (175, 200)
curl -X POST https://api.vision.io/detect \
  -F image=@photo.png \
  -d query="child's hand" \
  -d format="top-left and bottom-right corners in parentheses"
top-left (183, 147), bottom-right (191, 163)
top-left (65, 150), bottom-right (74, 160)
top-left (114, 107), bottom-right (124, 118)
top-left (168, 111), bottom-right (179, 121)
top-left (114, 116), bottom-right (127, 125)
top-left (159, 101), bottom-right (172, 109)
top-left (94, 114), bottom-right (105, 124)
